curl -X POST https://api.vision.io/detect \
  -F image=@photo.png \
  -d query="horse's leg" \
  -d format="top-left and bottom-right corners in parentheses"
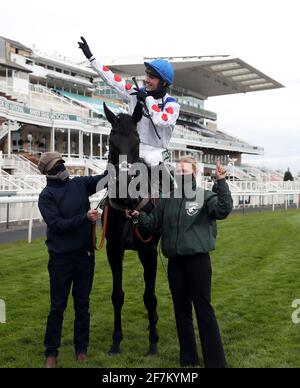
top-left (107, 240), bottom-right (125, 355)
top-left (137, 242), bottom-right (159, 356)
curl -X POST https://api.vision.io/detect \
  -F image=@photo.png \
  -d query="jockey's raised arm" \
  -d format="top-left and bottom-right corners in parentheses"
top-left (78, 37), bottom-right (136, 102)
top-left (89, 56), bottom-right (180, 130)
top-left (90, 57), bottom-right (136, 103)
top-left (78, 37), bottom-right (181, 167)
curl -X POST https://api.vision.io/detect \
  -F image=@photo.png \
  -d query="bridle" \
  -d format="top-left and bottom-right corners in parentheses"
top-left (93, 158), bottom-right (155, 250)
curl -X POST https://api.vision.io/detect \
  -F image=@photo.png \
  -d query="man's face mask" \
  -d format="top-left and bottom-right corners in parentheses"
top-left (47, 163), bottom-right (69, 181)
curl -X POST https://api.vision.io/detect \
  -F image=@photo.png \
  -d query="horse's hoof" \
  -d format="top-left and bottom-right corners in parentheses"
top-left (108, 349), bottom-right (120, 356)
top-left (108, 342), bottom-right (121, 356)
top-left (146, 343), bottom-right (158, 357)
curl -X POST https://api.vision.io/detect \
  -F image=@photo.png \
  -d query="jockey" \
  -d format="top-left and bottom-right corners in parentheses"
top-left (78, 37), bottom-right (180, 167)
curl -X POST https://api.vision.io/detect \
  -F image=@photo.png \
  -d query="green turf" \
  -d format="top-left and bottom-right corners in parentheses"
top-left (0, 209), bottom-right (300, 368)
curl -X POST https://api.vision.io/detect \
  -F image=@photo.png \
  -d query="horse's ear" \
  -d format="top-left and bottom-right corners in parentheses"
top-left (132, 102), bottom-right (143, 125)
top-left (103, 103), bottom-right (117, 125)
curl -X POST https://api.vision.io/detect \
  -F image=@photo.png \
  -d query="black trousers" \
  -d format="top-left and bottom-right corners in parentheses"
top-left (168, 253), bottom-right (227, 368)
top-left (44, 252), bottom-right (95, 358)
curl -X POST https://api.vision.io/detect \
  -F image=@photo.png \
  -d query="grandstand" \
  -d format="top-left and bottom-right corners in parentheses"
top-left (0, 35), bottom-right (299, 226)
top-left (1, 36), bottom-right (283, 175)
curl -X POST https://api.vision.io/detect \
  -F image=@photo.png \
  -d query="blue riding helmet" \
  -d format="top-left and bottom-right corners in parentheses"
top-left (144, 59), bottom-right (174, 86)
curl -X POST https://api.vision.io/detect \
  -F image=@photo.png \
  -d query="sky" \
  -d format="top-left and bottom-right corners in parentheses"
top-left (1, 0), bottom-right (300, 174)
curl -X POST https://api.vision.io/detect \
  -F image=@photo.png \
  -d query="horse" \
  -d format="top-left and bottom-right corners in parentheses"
top-left (101, 102), bottom-right (160, 357)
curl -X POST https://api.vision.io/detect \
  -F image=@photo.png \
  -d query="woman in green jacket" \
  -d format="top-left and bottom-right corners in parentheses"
top-left (127, 157), bottom-right (233, 368)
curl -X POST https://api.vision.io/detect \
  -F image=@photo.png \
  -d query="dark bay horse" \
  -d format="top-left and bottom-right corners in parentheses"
top-left (102, 102), bottom-right (159, 356)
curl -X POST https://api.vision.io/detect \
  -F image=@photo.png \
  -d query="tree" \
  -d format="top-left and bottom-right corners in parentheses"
top-left (284, 168), bottom-right (294, 182)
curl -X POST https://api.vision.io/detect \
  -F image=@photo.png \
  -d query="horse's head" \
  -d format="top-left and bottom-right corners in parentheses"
top-left (104, 102), bottom-right (143, 169)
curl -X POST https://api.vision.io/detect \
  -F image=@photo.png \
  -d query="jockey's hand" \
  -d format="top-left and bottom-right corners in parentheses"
top-left (215, 160), bottom-right (227, 181)
top-left (131, 88), bottom-right (147, 103)
top-left (78, 37), bottom-right (93, 60)
top-left (87, 209), bottom-right (100, 222)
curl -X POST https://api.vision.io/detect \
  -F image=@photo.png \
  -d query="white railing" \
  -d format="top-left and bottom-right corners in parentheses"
top-left (0, 154), bottom-right (41, 176)
top-left (0, 179), bottom-right (299, 219)
top-left (241, 165), bottom-right (283, 182)
top-left (0, 189), bottom-right (298, 244)
top-left (0, 81), bottom-right (90, 118)
top-left (85, 158), bottom-right (107, 175)
top-left (15, 154), bottom-right (41, 174)
top-left (0, 194), bottom-right (105, 243)
top-left (0, 80), bottom-right (13, 95)
top-left (0, 173), bottom-right (45, 193)
top-left (228, 165), bottom-right (253, 181)
top-left (0, 153), bottom-right (45, 194)
top-left (29, 84), bottom-right (80, 108)
top-left (229, 180), bottom-right (300, 193)
top-left (26, 89), bottom-right (90, 118)
top-left (0, 128), bottom-right (8, 142)
top-left (0, 80), bottom-right (27, 105)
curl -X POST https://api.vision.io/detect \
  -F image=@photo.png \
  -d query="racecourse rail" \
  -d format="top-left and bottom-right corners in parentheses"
top-left (0, 180), bottom-right (299, 243)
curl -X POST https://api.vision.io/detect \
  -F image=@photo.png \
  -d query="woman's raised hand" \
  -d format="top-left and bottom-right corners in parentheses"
top-left (215, 160), bottom-right (227, 180)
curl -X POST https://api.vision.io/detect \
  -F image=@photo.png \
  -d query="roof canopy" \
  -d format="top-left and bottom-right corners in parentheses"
top-left (0, 36), bottom-right (32, 53)
top-left (105, 55), bottom-right (284, 98)
top-left (33, 51), bottom-right (96, 76)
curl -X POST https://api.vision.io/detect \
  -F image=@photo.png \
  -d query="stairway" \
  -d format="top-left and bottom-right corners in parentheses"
top-left (0, 121), bottom-right (22, 145)
top-left (0, 91), bottom-right (19, 103)
top-left (0, 127), bottom-right (8, 142)
top-left (85, 158), bottom-right (107, 175)
top-left (228, 165), bottom-right (253, 181)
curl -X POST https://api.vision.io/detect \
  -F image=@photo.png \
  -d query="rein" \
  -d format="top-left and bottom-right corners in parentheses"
top-left (93, 158), bottom-right (155, 250)
top-left (93, 195), bottom-right (155, 250)
top-left (108, 196), bottom-right (155, 244)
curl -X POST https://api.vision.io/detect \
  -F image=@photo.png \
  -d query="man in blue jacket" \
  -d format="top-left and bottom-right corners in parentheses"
top-left (38, 152), bottom-right (107, 368)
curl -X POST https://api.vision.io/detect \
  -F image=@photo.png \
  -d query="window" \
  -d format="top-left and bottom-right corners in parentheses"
top-left (56, 68), bottom-right (62, 73)
top-left (47, 65), bottom-right (54, 70)
top-left (26, 59), bottom-right (33, 65)
top-left (15, 48), bottom-right (19, 54)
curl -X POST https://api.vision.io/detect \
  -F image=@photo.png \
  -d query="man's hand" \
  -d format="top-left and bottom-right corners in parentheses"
top-left (130, 88), bottom-right (148, 103)
top-left (125, 210), bottom-right (140, 219)
top-left (215, 160), bottom-right (227, 181)
top-left (78, 37), bottom-right (93, 60)
top-left (87, 209), bottom-right (100, 222)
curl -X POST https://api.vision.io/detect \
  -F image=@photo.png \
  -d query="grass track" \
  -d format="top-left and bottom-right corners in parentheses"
top-left (0, 209), bottom-right (300, 368)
